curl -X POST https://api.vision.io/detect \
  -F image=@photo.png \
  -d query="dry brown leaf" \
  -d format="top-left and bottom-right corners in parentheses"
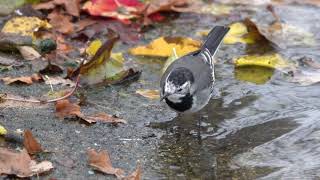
top-left (23, 130), bottom-right (43, 155)
top-left (87, 149), bottom-right (125, 178)
top-left (55, 99), bottom-right (82, 119)
top-left (123, 164), bottom-right (142, 180)
top-left (48, 10), bottom-right (74, 34)
top-left (74, 19), bottom-right (97, 32)
top-left (55, 99), bottom-right (125, 124)
top-left (1, 74), bottom-right (42, 85)
top-left (85, 113), bottom-right (127, 124)
top-left (33, 0), bottom-right (80, 17)
top-left (0, 148), bottom-right (53, 177)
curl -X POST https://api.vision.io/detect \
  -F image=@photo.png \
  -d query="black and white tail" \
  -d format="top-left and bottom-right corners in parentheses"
top-left (201, 26), bottom-right (230, 57)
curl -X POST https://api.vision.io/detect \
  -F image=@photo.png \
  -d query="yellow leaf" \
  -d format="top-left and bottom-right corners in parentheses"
top-left (1, 16), bottom-right (52, 38)
top-left (234, 53), bottom-right (290, 69)
top-left (223, 22), bottom-right (257, 44)
top-left (136, 89), bottom-right (160, 100)
top-left (199, 22), bottom-right (260, 44)
top-left (0, 125), bottom-right (7, 136)
top-left (129, 37), bottom-right (201, 57)
top-left (86, 39), bottom-right (102, 57)
top-left (235, 66), bottom-right (274, 85)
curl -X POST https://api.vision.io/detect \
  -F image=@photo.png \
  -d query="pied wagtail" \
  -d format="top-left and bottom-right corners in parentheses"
top-left (160, 26), bottom-right (229, 113)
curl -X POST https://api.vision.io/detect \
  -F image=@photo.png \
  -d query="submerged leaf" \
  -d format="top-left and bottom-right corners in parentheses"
top-left (129, 37), bottom-right (200, 57)
top-left (235, 66), bottom-right (275, 85)
top-left (234, 54), bottom-right (291, 70)
top-left (136, 89), bottom-right (160, 100)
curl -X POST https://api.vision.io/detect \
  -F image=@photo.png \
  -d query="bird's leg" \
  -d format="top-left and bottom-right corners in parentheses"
top-left (197, 113), bottom-right (204, 144)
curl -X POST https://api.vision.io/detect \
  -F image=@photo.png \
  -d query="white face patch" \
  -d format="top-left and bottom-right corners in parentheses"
top-left (164, 80), bottom-right (176, 95)
top-left (163, 80), bottom-right (191, 103)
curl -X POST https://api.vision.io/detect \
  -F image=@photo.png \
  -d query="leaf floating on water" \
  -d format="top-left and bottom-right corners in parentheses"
top-left (1, 16), bottom-right (51, 38)
top-left (199, 21), bottom-right (263, 45)
top-left (0, 125), bottom-right (7, 136)
top-left (136, 89), bottom-right (160, 100)
top-left (0, 148), bottom-right (53, 178)
top-left (234, 53), bottom-right (291, 70)
top-left (23, 130), bottom-right (43, 155)
top-left (87, 149), bottom-right (125, 178)
top-left (129, 37), bottom-right (201, 57)
top-left (235, 66), bottom-right (275, 85)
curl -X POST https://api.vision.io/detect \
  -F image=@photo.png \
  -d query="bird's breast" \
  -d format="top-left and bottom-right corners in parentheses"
top-left (165, 93), bottom-right (193, 112)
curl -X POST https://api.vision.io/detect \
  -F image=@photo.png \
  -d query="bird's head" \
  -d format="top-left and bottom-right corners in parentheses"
top-left (161, 67), bottom-right (194, 102)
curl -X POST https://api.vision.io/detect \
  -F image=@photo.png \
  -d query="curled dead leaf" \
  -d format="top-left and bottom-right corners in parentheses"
top-left (0, 148), bottom-right (53, 177)
top-left (87, 149), bottom-right (125, 178)
top-left (23, 130), bottom-right (43, 155)
top-left (1, 74), bottom-right (42, 85)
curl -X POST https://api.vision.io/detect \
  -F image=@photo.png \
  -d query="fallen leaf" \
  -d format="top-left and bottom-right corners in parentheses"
top-left (235, 66), bottom-right (275, 84)
top-left (55, 99), bottom-right (82, 119)
top-left (234, 53), bottom-right (291, 70)
top-left (44, 76), bottom-right (75, 87)
top-left (75, 33), bottom-right (140, 85)
top-left (199, 21), bottom-right (263, 45)
top-left (23, 130), bottom-right (43, 155)
top-left (0, 148), bottom-right (53, 177)
top-left (85, 113), bottom-right (127, 124)
top-left (0, 125), bottom-right (7, 136)
top-left (143, 0), bottom-right (194, 17)
top-left (48, 10), bottom-right (74, 34)
top-left (129, 36), bottom-right (201, 57)
top-left (1, 74), bottom-right (42, 85)
top-left (123, 164), bottom-right (142, 180)
top-left (17, 46), bottom-right (41, 60)
top-left (82, 0), bottom-right (143, 22)
top-left (136, 89), bottom-right (160, 100)
top-left (55, 99), bottom-right (125, 124)
top-left (33, 0), bottom-right (80, 17)
top-left (87, 149), bottom-right (125, 178)
top-left (1, 16), bottom-right (51, 38)
top-left (39, 62), bottom-right (64, 75)
top-left (74, 19), bottom-right (97, 32)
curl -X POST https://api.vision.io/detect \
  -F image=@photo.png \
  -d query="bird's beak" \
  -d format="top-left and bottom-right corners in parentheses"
top-left (160, 93), bottom-right (170, 102)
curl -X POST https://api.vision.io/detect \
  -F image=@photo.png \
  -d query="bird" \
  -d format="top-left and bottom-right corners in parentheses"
top-left (160, 26), bottom-right (229, 114)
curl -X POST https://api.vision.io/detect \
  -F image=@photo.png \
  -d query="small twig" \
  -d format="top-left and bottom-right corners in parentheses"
top-left (44, 75), bottom-right (54, 92)
top-left (2, 59), bottom-right (84, 104)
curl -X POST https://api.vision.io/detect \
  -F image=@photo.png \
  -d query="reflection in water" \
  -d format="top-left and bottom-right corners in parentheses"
top-left (235, 66), bottom-right (274, 85)
top-left (151, 95), bottom-right (298, 179)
